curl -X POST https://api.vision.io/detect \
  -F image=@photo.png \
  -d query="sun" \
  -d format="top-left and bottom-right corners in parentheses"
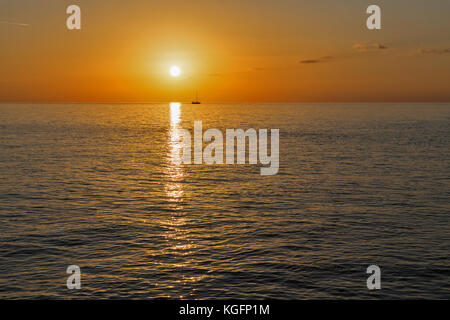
top-left (170, 65), bottom-right (181, 77)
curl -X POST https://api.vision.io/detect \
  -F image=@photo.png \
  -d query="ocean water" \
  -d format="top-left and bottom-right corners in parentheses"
top-left (0, 103), bottom-right (449, 299)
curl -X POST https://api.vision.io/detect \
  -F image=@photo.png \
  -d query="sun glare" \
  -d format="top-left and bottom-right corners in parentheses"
top-left (170, 65), bottom-right (181, 77)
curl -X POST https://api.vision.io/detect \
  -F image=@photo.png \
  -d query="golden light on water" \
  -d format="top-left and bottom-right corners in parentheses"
top-left (162, 102), bottom-right (198, 282)
top-left (164, 102), bottom-right (184, 214)
top-left (164, 102), bottom-right (184, 218)
top-left (165, 102), bottom-right (184, 202)
top-left (167, 102), bottom-right (183, 174)
top-left (169, 102), bottom-right (181, 127)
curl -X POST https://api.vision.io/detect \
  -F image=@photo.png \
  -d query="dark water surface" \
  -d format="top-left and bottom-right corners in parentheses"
top-left (0, 103), bottom-right (449, 299)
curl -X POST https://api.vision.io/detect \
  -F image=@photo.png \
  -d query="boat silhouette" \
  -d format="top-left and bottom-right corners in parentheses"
top-left (192, 91), bottom-right (201, 104)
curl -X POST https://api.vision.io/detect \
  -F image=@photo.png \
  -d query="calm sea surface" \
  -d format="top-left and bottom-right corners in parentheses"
top-left (0, 103), bottom-right (449, 299)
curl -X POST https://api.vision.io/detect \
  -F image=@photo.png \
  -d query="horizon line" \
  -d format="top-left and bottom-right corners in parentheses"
top-left (1, 99), bottom-right (450, 104)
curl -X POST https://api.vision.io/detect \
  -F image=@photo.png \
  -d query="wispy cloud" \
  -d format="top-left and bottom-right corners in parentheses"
top-left (353, 43), bottom-right (388, 52)
top-left (299, 56), bottom-right (334, 64)
top-left (417, 48), bottom-right (450, 55)
top-left (0, 21), bottom-right (30, 27)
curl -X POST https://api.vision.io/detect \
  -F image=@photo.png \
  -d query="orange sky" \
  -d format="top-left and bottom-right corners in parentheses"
top-left (1, 0), bottom-right (450, 102)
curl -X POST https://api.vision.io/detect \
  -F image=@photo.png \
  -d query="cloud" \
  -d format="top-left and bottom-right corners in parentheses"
top-left (0, 21), bottom-right (30, 27)
top-left (299, 56), bottom-right (334, 64)
top-left (417, 48), bottom-right (450, 55)
top-left (353, 43), bottom-right (388, 51)
top-left (300, 60), bottom-right (321, 64)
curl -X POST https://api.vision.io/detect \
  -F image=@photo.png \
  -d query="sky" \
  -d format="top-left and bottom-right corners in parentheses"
top-left (0, 0), bottom-right (450, 102)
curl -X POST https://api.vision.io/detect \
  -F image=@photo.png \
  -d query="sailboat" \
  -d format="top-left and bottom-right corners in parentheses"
top-left (192, 91), bottom-right (201, 104)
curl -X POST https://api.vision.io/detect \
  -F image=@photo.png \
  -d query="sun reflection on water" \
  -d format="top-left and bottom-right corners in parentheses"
top-left (165, 102), bottom-right (184, 201)
top-left (169, 102), bottom-right (181, 127)
top-left (163, 103), bottom-right (196, 277)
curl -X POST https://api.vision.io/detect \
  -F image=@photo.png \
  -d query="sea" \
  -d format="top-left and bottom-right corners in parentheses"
top-left (0, 103), bottom-right (449, 299)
